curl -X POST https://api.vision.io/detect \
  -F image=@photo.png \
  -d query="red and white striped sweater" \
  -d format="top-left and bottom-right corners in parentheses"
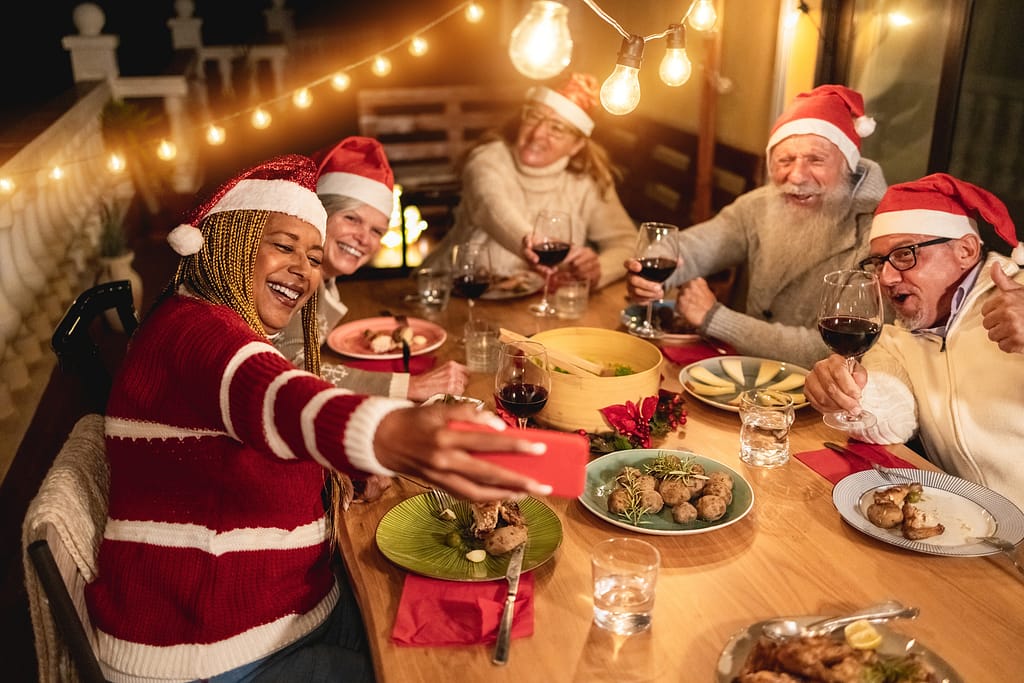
top-left (86, 295), bottom-right (408, 682)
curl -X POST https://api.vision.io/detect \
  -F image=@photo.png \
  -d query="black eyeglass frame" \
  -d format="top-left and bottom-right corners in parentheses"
top-left (858, 237), bottom-right (953, 273)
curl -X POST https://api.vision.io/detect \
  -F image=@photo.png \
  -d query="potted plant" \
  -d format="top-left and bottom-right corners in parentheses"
top-left (95, 198), bottom-right (143, 331)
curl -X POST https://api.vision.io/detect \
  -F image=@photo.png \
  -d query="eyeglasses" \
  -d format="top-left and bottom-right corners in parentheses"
top-left (858, 237), bottom-right (952, 273)
top-left (520, 107), bottom-right (578, 141)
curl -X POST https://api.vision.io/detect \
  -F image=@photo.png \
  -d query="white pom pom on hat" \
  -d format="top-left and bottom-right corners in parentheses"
top-left (167, 224), bottom-right (205, 256)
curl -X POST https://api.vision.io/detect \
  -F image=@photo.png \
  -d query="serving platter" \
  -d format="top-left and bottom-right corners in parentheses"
top-left (832, 468), bottom-right (1024, 556)
top-left (578, 448), bottom-right (753, 535)
top-left (679, 355), bottom-right (809, 412)
top-left (620, 300), bottom-right (701, 343)
top-left (375, 493), bottom-right (562, 581)
top-left (715, 614), bottom-right (962, 682)
top-left (480, 271), bottom-right (545, 300)
top-left (326, 316), bottom-right (446, 360)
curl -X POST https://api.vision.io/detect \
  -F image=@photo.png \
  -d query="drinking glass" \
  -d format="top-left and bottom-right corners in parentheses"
top-left (451, 242), bottom-right (491, 326)
top-left (528, 210), bottom-right (572, 316)
top-left (633, 222), bottom-right (680, 337)
top-left (494, 340), bottom-right (550, 429)
top-left (817, 269), bottom-right (884, 430)
top-left (591, 538), bottom-right (660, 635)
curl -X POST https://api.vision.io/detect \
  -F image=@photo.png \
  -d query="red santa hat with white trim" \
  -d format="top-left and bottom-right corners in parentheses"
top-left (526, 72), bottom-right (599, 137)
top-left (167, 153), bottom-right (327, 256)
top-left (870, 173), bottom-right (1023, 265)
top-left (312, 136), bottom-right (395, 217)
top-left (766, 84), bottom-right (876, 172)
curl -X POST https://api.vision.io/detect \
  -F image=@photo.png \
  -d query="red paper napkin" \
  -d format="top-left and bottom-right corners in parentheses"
top-left (391, 573), bottom-right (535, 646)
top-left (795, 441), bottom-right (918, 484)
top-left (341, 355), bottom-right (437, 374)
top-left (660, 340), bottom-right (736, 366)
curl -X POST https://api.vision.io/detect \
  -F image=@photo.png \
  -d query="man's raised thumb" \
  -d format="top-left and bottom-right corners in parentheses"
top-left (991, 262), bottom-right (1023, 291)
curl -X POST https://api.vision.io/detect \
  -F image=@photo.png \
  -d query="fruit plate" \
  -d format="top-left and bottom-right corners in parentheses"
top-left (578, 448), bottom-right (753, 535)
top-left (679, 355), bottom-right (809, 412)
top-left (326, 316), bottom-right (446, 360)
top-left (375, 493), bottom-right (562, 581)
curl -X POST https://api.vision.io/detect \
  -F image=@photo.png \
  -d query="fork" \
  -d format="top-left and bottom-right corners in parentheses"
top-left (430, 488), bottom-right (456, 519)
top-left (975, 536), bottom-right (1024, 577)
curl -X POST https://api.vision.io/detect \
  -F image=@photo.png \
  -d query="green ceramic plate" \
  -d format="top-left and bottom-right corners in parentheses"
top-left (579, 449), bottom-right (754, 535)
top-left (375, 493), bottom-right (562, 581)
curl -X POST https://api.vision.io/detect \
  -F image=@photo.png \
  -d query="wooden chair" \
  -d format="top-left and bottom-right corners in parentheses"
top-left (22, 414), bottom-right (109, 683)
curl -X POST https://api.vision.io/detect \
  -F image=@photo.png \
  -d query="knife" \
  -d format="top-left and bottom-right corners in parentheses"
top-left (492, 542), bottom-right (526, 665)
top-left (823, 441), bottom-right (910, 483)
top-left (383, 310), bottom-right (412, 373)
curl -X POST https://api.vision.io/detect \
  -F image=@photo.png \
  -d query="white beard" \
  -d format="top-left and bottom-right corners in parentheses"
top-left (762, 178), bottom-right (855, 263)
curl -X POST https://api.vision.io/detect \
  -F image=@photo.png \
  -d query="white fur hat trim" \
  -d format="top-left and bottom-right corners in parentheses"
top-left (207, 178), bottom-right (328, 239)
top-left (767, 119), bottom-right (860, 172)
top-left (527, 86), bottom-right (594, 137)
top-left (869, 209), bottom-right (978, 242)
top-left (317, 172), bottom-right (395, 217)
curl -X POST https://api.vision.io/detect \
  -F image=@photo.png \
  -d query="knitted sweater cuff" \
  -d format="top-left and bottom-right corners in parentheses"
top-left (342, 397), bottom-right (414, 476)
top-left (699, 302), bottom-right (727, 337)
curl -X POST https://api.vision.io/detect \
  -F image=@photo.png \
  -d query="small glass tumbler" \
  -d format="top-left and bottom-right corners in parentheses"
top-left (738, 389), bottom-right (795, 468)
top-left (591, 537), bottom-right (660, 635)
top-left (463, 318), bottom-right (500, 373)
top-left (554, 278), bottom-right (590, 320)
top-left (415, 268), bottom-right (452, 313)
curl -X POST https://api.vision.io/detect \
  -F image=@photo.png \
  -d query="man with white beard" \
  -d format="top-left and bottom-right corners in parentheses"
top-left (626, 85), bottom-right (887, 368)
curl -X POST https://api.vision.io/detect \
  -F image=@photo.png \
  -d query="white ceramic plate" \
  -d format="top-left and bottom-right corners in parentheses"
top-left (832, 468), bottom-right (1024, 556)
top-left (620, 300), bottom-right (701, 343)
top-left (421, 393), bottom-right (485, 409)
top-left (679, 355), bottom-right (810, 413)
top-left (716, 615), bottom-right (962, 682)
top-left (480, 271), bottom-right (545, 300)
top-left (578, 448), bottom-right (754, 536)
top-left (326, 316), bottom-right (446, 360)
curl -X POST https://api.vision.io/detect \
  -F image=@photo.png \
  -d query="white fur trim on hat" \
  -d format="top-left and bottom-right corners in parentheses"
top-left (527, 86), bottom-right (594, 137)
top-left (316, 172), bottom-right (395, 217)
top-left (167, 224), bottom-right (204, 255)
top-left (869, 209), bottom-right (978, 242)
top-left (767, 119), bottom-right (860, 171)
top-left (208, 178), bottom-right (328, 240)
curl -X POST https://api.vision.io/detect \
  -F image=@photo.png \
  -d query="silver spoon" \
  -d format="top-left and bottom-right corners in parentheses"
top-left (762, 600), bottom-right (919, 641)
top-left (974, 536), bottom-right (1024, 577)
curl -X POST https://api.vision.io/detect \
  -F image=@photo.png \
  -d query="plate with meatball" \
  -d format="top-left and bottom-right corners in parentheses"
top-left (620, 300), bottom-right (701, 343)
top-left (578, 449), bottom-right (754, 535)
top-left (327, 316), bottom-right (446, 360)
top-left (375, 493), bottom-right (562, 581)
top-left (832, 468), bottom-right (1024, 557)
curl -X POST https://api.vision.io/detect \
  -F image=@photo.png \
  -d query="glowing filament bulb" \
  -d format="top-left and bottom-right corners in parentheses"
top-left (156, 139), bottom-right (177, 161)
top-left (888, 12), bottom-right (912, 27)
top-left (508, 0), bottom-right (573, 80)
top-left (0, 177), bottom-right (14, 193)
top-left (107, 152), bottom-right (126, 173)
top-left (659, 24), bottom-right (692, 87)
top-left (251, 108), bottom-right (272, 129)
top-left (409, 36), bottom-right (428, 57)
top-left (600, 36), bottom-right (643, 116)
top-left (331, 72), bottom-right (351, 91)
top-left (206, 124), bottom-right (226, 145)
top-left (371, 54), bottom-right (392, 77)
top-left (465, 2), bottom-right (484, 23)
top-left (292, 87), bottom-right (312, 108)
top-left (688, 0), bottom-right (717, 32)
top-left (49, 166), bottom-right (65, 181)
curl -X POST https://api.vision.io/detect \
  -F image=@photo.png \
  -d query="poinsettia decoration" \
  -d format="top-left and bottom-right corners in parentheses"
top-left (582, 389), bottom-right (687, 453)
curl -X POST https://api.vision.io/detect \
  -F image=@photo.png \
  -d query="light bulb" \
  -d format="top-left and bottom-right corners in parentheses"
top-left (157, 139), bottom-right (177, 161)
top-left (107, 152), bottom-right (126, 173)
top-left (688, 0), bottom-right (717, 32)
top-left (206, 124), bottom-right (226, 145)
top-left (659, 24), bottom-right (692, 87)
top-left (331, 72), bottom-right (351, 91)
top-left (49, 166), bottom-right (65, 181)
top-left (371, 54), bottom-right (392, 77)
top-left (508, 0), bottom-right (573, 80)
top-left (251, 108), bottom-right (272, 129)
top-left (409, 36), bottom-right (428, 56)
top-left (465, 2), bottom-right (484, 23)
top-left (888, 11), bottom-right (912, 27)
top-left (0, 177), bottom-right (13, 193)
top-left (600, 36), bottom-right (643, 116)
top-left (292, 87), bottom-right (312, 108)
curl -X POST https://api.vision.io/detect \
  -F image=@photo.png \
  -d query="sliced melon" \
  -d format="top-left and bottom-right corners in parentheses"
top-left (765, 373), bottom-right (806, 392)
top-left (754, 360), bottom-right (782, 387)
top-left (686, 380), bottom-right (736, 397)
top-left (721, 358), bottom-right (746, 385)
top-left (688, 365), bottom-right (734, 387)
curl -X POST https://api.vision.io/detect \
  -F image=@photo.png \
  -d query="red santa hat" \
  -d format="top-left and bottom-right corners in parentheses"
top-left (766, 85), bottom-right (876, 172)
top-left (526, 72), bottom-right (598, 137)
top-left (870, 173), bottom-right (1023, 265)
top-left (167, 154), bottom-right (327, 256)
top-left (312, 136), bottom-right (395, 217)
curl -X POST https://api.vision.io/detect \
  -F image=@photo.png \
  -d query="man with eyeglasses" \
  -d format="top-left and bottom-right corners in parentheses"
top-left (806, 174), bottom-right (1024, 509)
top-left (626, 85), bottom-right (887, 368)
top-left (421, 73), bottom-right (636, 290)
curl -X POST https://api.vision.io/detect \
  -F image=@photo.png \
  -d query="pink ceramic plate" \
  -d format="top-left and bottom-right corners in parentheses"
top-left (326, 316), bottom-right (447, 360)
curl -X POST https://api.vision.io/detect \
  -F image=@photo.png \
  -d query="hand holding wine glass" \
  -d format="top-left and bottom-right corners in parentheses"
top-left (494, 341), bottom-right (550, 429)
top-left (816, 269), bottom-right (884, 430)
top-left (633, 222), bottom-right (680, 338)
top-left (451, 242), bottom-right (491, 325)
top-left (529, 210), bottom-right (572, 316)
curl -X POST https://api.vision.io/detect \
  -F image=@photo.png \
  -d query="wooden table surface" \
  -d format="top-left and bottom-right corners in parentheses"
top-left (324, 275), bottom-right (1024, 682)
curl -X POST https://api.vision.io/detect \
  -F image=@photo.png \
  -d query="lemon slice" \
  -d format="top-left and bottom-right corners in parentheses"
top-left (686, 380), bottom-right (736, 397)
top-left (765, 373), bottom-right (806, 392)
top-left (755, 360), bottom-right (782, 386)
top-left (689, 366), bottom-right (734, 387)
top-left (721, 358), bottom-right (746, 385)
top-left (844, 619), bottom-right (883, 650)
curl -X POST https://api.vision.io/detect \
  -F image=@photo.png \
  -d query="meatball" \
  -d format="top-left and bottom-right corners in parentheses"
top-left (696, 494), bottom-right (728, 521)
top-left (658, 479), bottom-right (691, 506)
top-left (703, 479), bottom-right (733, 505)
top-left (484, 525), bottom-right (528, 555)
top-left (635, 474), bottom-right (658, 492)
top-left (707, 471), bottom-right (734, 490)
top-left (639, 489), bottom-right (664, 514)
top-left (607, 488), bottom-right (631, 515)
top-left (672, 501), bottom-right (698, 523)
top-left (684, 475), bottom-right (707, 499)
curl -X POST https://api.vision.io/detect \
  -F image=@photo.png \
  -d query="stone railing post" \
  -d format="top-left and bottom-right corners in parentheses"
top-left (168, 0), bottom-right (203, 50)
top-left (61, 3), bottom-right (119, 83)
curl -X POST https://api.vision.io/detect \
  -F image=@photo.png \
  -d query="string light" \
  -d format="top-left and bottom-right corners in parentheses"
top-left (371, 54), bottom-right (392, 77)
top-left (251, 107), bottom-right (272, 129)
top-left (464, 2), bottom-right (484, 23)
top-left (292, 87), bottom-right (313, 108)
top-left (600, 35), bottom-right (644, 115)
top-left (330, 72), bottom-right (352, 91)
top-left (888, 12), bottom-right (912, 27)
top-left (687, 0), bottom-right (718, 32)
top-left (658, 24), bottom-right (692, 87)
top-left (156, 139), bottom-right (177, 161)
top-left (107, 152), bottom-right (126, 173)
top-left (205, 124), bottom-right (226, 145)
top-left (0, 178), bottom-right (15, 193)
top-left (409, 36), bottom-right (429, 56)
top-left (508, 0), bottom-right (573, 80)
top-left (49, 166), bottom-right (65, 181)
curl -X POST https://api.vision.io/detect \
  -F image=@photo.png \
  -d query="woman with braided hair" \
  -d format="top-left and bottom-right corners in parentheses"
top-left (86, 154), bottom-right (553, 682)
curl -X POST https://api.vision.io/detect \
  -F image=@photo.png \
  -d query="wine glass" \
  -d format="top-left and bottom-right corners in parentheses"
top-left (528, 210), bottom-right (572, 316)
top-left (633, 222), bottom-right (680, 338)
top-left (451, 242), bottom-right (491, 326)
top-left (494, 340), bottom-right (550, 429)
top-left (817, 269), bottom-right (884, 430)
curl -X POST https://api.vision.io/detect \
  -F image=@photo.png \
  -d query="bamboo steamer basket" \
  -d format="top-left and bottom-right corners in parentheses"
top-left (530, 327), bottom-right (663, 432)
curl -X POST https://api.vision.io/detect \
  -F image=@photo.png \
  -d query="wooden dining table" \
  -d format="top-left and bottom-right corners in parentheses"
top-left (324, 273), bottom-right (1024, 682)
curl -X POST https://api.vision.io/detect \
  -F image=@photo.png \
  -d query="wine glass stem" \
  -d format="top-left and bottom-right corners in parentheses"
top-left (644, 301), bottom-right (654, 328)
top-left (541, 273), bottom-right (551, 306)
top-left (516, 417), bottom-right (528, 429)
top-left (467, 298), bottom-right (475, 325)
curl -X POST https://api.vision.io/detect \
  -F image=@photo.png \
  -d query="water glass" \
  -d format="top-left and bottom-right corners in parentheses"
top-left (554, 278), bottom-right (589, 320)
top-left (463, 318), bottom-right (500, 373)
top-left (738, 389), bottom-right (795, 468)
top-left (415, 268), bottom-right (451, 313)
top-left (591, 537), bottom-right (659, 635)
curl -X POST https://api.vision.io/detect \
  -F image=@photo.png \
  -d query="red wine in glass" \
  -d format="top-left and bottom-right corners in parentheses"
top-left (452, 242), bottom-right (491, 327)
top-left (496, 383), bottom-right (549, 420)
top-left (453, 274), bottom-right (490, 300)
top-left (633, 222), bottom-right (680, 337)
top-left (638, 257), bottom-right (677, 283)
top-left (534, 241), bottom-right (571, 267)
top-left (495, 340), bottom-right (550, 428)
top-left (530, 211), bottom-right (572, 316)
top-left (818, 316), bottom-right (881, 357)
